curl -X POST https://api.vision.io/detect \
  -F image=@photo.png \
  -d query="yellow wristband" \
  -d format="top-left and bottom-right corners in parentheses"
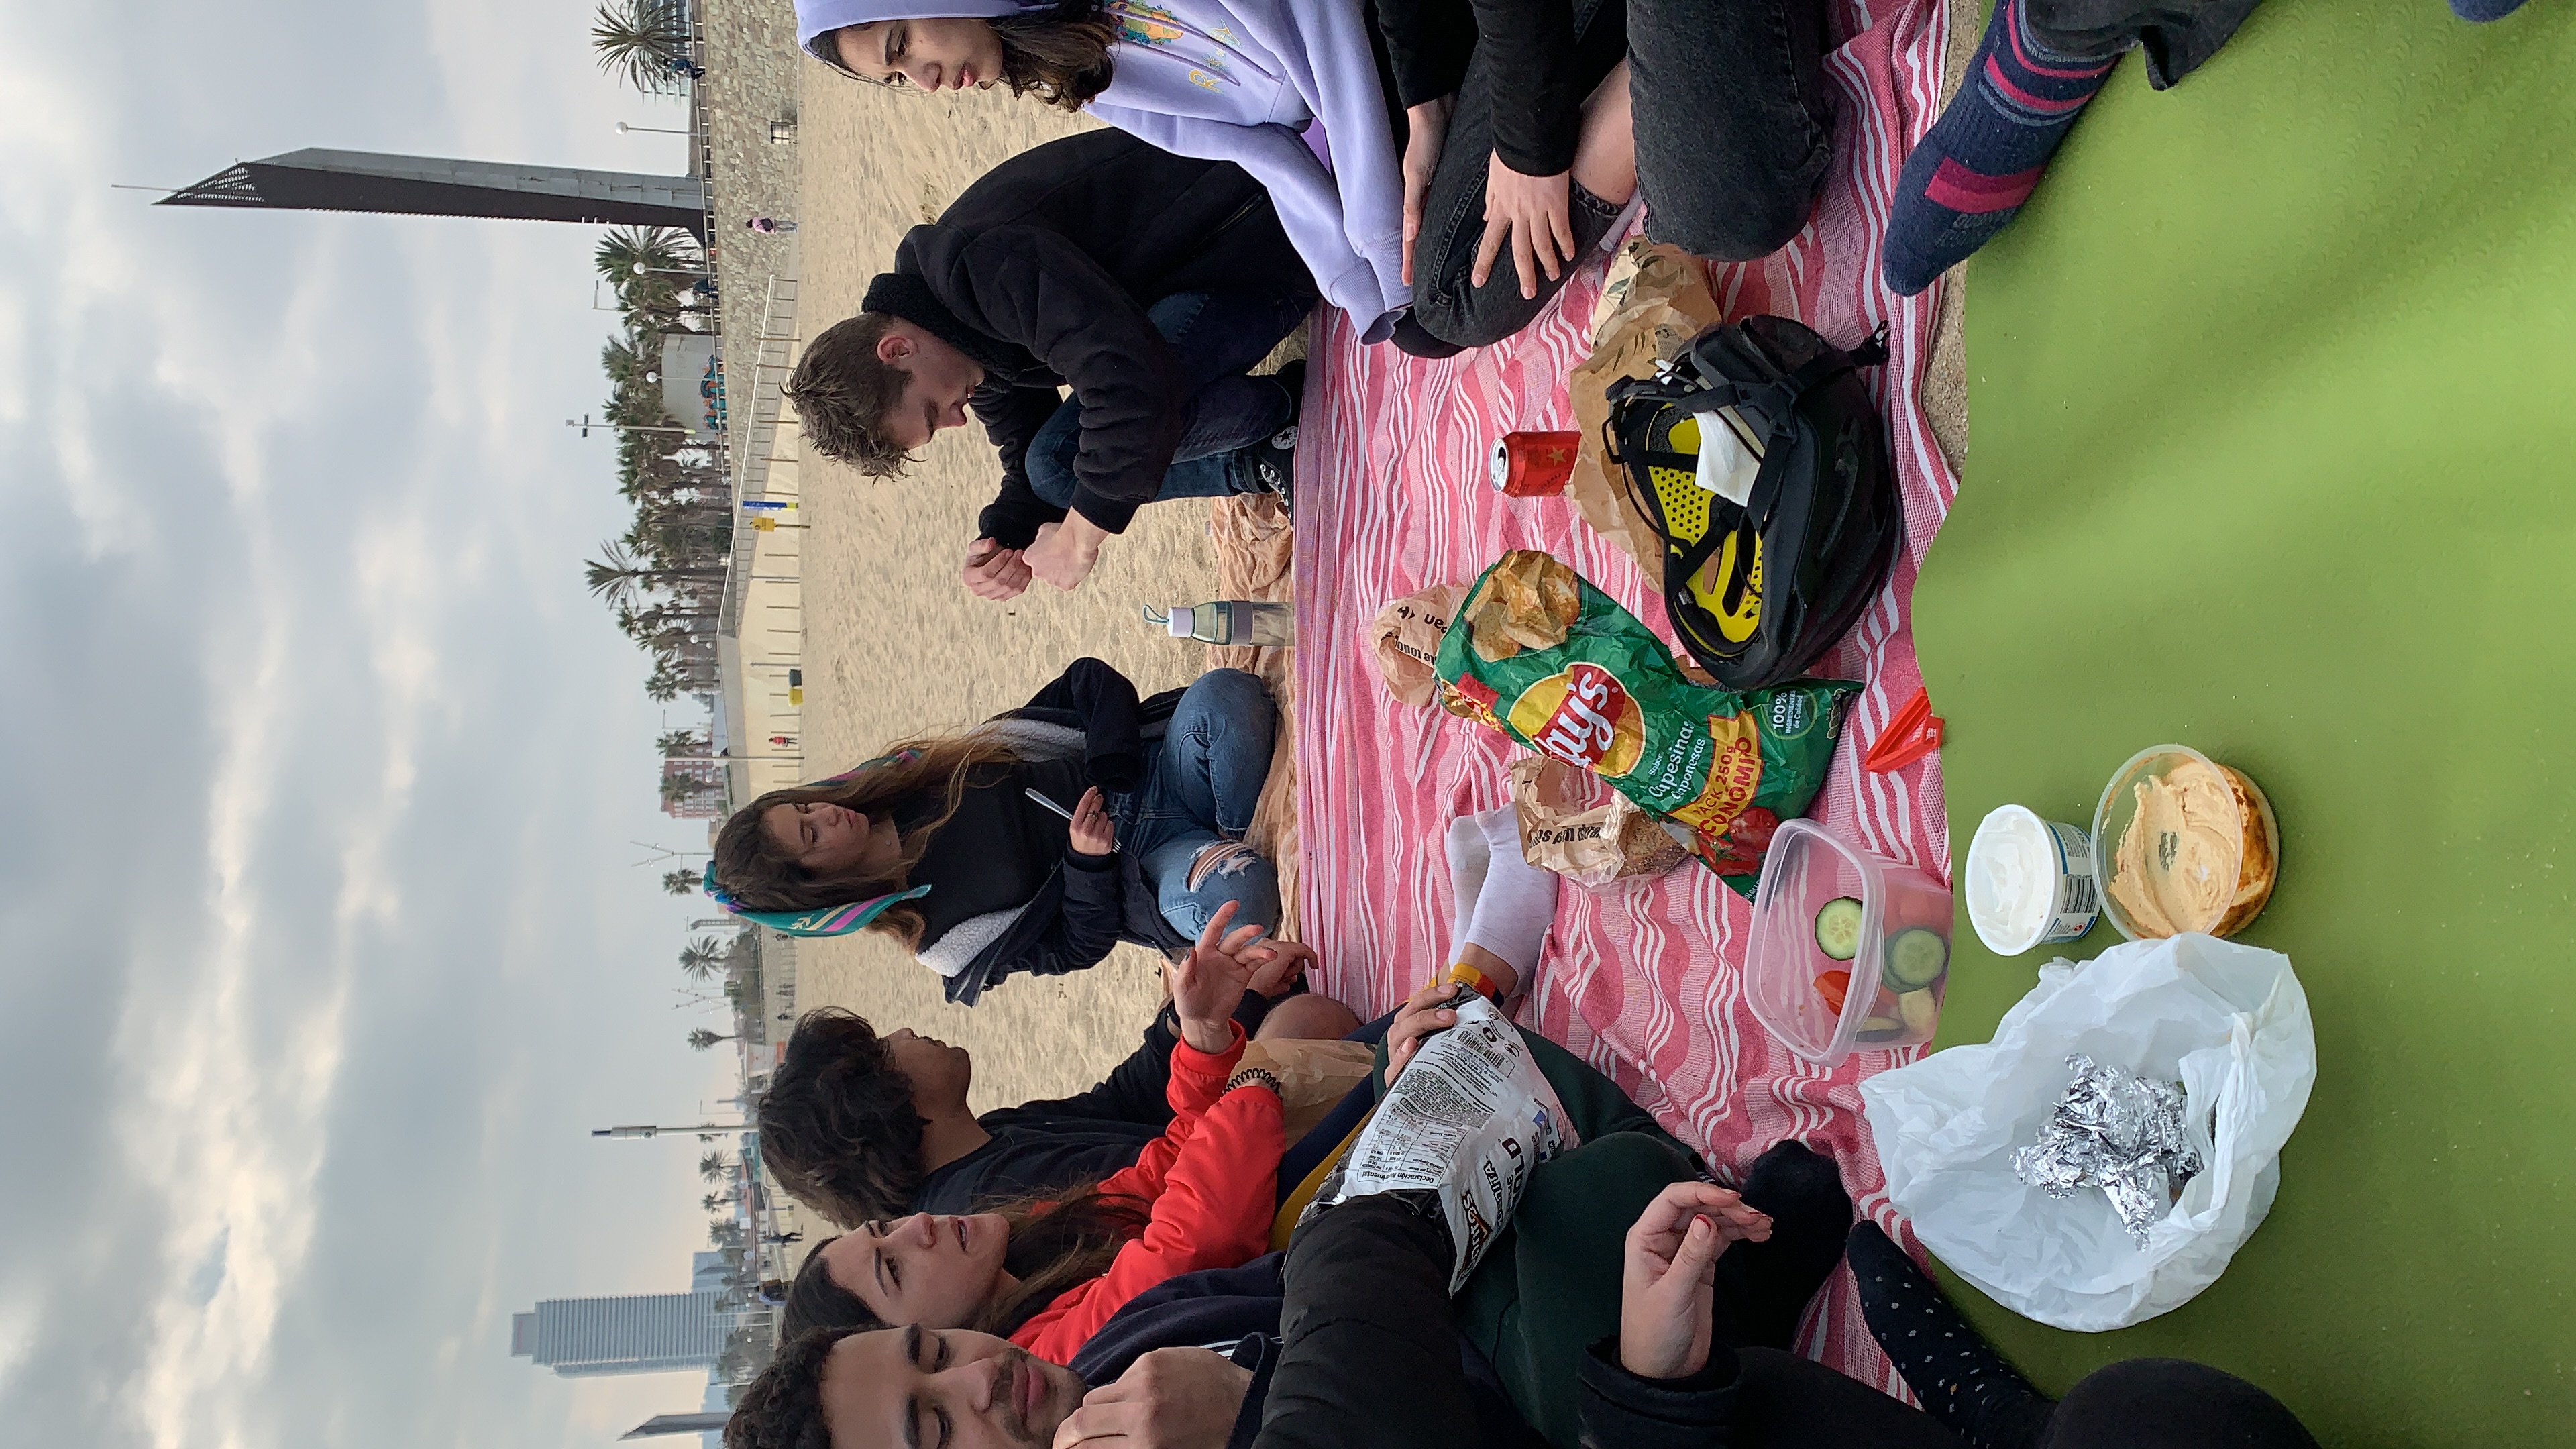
top-left (1444, 961), bottom-right (1500, 1002)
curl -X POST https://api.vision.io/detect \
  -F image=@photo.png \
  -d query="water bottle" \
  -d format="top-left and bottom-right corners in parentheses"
top-left (1144, 601), bottom-right (1295, 647)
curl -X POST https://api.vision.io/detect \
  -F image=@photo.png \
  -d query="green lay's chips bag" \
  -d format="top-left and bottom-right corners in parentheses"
top-left (1434, 550), bottom-right (1858, 896)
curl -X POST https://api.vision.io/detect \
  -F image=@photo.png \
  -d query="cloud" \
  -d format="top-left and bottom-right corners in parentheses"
top-left (185, 1231), bottom-right (231, 1307)
top-left (0, 1), bottom-right (757, 1446)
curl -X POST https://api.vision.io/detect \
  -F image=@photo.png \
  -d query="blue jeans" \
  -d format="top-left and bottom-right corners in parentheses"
top-left (1405, 0), bottom-right (1833, 351)
top-left (1026, 290), bottom-right (1309, 510)
top-left (1114, 669), bottom-right (1282, 941)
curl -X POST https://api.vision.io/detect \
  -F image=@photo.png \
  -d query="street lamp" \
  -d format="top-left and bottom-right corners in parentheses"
top-left (617, 122), bottom-right (693, 136)
top-left (592, 1122), bottom-right (750, 1140)
top-left (567, 414), bottom-right (700, 438)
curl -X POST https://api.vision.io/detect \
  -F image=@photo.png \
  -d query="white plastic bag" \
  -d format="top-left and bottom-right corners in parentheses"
top-left (1324, 994), bottom-right (1580, 1291)
top-left (1859, 933), bottom-right (2315, 1331)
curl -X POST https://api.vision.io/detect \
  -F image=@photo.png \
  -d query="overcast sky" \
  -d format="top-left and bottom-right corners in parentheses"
top-left (0, 3), bottom-right (753, 1445)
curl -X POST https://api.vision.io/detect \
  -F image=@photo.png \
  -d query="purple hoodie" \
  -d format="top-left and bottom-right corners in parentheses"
top-left (797, 0), bottom-right (1409, 339)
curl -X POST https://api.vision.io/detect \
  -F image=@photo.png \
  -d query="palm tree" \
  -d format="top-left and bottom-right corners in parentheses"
top-left (596, 225), bottom-right (702, 286)
top-left (601, 333), bottom-right (650, 391)
top-left (591, 0), bottom-right (694, 97)
top-left (688, 1028), bottom-right (738, 1051)
top-left (663, 868), bottom-right (702, 896)
top-left (678, 934), bottom-right (732, 981)
top-left (584, 541), bottom-right (724, 610)
top-left (699, 1149), bottom-right (733, 1183)
top-left (702, 1191), bottom-right (729, 1214)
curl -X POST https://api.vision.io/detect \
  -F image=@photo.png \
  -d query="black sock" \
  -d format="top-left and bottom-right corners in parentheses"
top-left (1715, 1141), bottom-right (1851, 1350)
top-left (1847, 1221), bottom-right (2051, 1449)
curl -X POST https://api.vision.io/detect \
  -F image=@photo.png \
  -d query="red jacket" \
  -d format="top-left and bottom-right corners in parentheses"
top-left (1009, 1022), bottom-right (1283, 1362)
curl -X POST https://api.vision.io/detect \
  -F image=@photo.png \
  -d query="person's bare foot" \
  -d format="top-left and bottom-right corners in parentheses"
top-left (1572, 60), bottom-right (1638, 207)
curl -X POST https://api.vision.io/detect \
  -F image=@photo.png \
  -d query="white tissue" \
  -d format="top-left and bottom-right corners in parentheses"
top-left (1693, 410), bottom-right (1761, 505)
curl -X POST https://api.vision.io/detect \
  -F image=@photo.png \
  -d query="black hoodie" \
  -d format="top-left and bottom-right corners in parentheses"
top-left (865, 129), bottom-right (1316, 548)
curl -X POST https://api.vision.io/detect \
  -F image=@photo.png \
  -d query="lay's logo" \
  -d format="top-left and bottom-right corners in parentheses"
top-left (1527, 663), bottom-right (1640, 773)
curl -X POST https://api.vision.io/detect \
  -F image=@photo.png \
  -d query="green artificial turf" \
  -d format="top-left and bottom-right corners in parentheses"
top-left (1910, 1), bottom-right (2576, 1442)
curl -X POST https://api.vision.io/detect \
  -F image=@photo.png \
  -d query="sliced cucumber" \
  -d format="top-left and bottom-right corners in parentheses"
top-left (1896, 987), bottom-right (1939, 1037)
top-left (1813, 896), bottom-right (1864, 961)
top-left (1860, 991), bottom-right (1941, 1045)
top-left (1884, 928), bottom-right (1950, 992)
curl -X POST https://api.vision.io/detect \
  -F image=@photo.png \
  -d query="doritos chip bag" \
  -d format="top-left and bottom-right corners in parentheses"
top-left (1435, 550), bottom-right (1858, 896)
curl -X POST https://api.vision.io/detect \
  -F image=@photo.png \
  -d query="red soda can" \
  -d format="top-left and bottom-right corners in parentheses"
top-left (1489, 431), bottom-right (1581, 496)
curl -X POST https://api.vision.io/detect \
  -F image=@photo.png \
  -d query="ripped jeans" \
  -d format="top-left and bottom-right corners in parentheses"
top-left (1114, 668), bottom-right (1283, 941)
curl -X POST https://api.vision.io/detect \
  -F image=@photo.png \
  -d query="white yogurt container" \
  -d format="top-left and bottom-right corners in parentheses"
top-left (1964, 804), bottom-right (2101, 955)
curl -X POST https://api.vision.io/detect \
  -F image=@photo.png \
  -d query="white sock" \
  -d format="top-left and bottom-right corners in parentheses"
top-left (1460, 806), bottom-right (1558, 989)
top-left (1442, 814), bottom-right (1491, 970)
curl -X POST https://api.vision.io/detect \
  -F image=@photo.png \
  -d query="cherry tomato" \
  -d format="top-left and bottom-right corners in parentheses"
top-left (1817, 970), bottom-right (1851, 1014)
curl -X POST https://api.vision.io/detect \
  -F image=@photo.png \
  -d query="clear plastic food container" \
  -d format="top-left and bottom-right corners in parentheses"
top-left (1746, 820), bottom-right (1955, 1065)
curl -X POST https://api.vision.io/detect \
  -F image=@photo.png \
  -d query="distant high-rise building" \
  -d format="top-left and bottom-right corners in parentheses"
top-left (159, 149), bottom-right (707, 236)
top-left (511, 1291), bottom-right (724, 1378)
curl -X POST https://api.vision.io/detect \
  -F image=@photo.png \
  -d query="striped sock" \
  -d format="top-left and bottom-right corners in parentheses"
top-left (1882, 0), bottom-right (2121, 297)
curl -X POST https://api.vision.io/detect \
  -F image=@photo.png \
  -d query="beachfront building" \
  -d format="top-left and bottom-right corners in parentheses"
top-left (510, 1290), bottom-right (724, 1378)
top-left (663, 757), bottom-right (727, 819)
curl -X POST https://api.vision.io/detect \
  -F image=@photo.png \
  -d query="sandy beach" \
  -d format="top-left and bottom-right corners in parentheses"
top-left (788, 77), bottom-right (1207, 1113)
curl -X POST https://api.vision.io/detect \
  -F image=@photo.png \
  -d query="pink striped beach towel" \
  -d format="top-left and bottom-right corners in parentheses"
top-left (1292, 0), bottom-right (1959, 1389)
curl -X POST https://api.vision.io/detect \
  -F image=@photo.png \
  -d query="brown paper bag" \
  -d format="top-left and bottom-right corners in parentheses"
top-left (1365, 582), bottom-right (1467, 708)
top-left (1510, 755), bottom-right (1690, 888)
top-left (1234, 1038), bottom-right (1377, 1140)
top-left (1565, 241), bottom-right (1727, 580)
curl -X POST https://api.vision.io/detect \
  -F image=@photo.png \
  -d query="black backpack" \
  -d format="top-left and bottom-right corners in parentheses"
top-left (1603, 316), bottom-right (1901, 690)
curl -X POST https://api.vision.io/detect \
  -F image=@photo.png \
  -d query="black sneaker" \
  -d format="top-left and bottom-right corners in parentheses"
top-left (1252, 360), bottom-right (1305, 506)
top-left (1248, 428), bottom-right (1296, 510)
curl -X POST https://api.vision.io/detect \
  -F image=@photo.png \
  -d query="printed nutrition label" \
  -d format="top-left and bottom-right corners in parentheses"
top-left (1332, 999), bottom-right (1580, 1290)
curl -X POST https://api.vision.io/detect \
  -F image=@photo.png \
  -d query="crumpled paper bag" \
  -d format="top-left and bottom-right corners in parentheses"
top-left (1234, 1038), bottom-right (1377, 1141)
top-left (1510, 755), bottom-right (1688, 888)
top-left (1566, 241), bottom-right (1727, 580)
top-left (1366, 582), bottom-right (1467, 708)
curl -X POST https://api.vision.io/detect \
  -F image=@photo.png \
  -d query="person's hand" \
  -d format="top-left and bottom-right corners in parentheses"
top-left (1067, 786), bottom-right (1117, 857)
top-left (1242, 938), bottom-right (1316, 999)
top-left (962, 537), bottom-right (1032, 600)
top-left (1617, 1181), bottom-right (1774, 1381)
top-left (1384, 977), bottom-right (1466, 1084)
top-left (1472, 152), bottom-right (1576, 301)
top-left (1401, 95), bottom-right (1455, 286)
top-left (1025, 513), bottom-right (1110, 591)
top-left (1170, 900), bottom-right (1268, 1054)
top-left (1053, 1346), bottom-right (1253, 1449)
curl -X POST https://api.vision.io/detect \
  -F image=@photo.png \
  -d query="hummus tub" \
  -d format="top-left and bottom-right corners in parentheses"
top-left (1746, 820), bottom-right (1953, 1066)
top-left (2092, 745), bottom-right (2281, 942)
